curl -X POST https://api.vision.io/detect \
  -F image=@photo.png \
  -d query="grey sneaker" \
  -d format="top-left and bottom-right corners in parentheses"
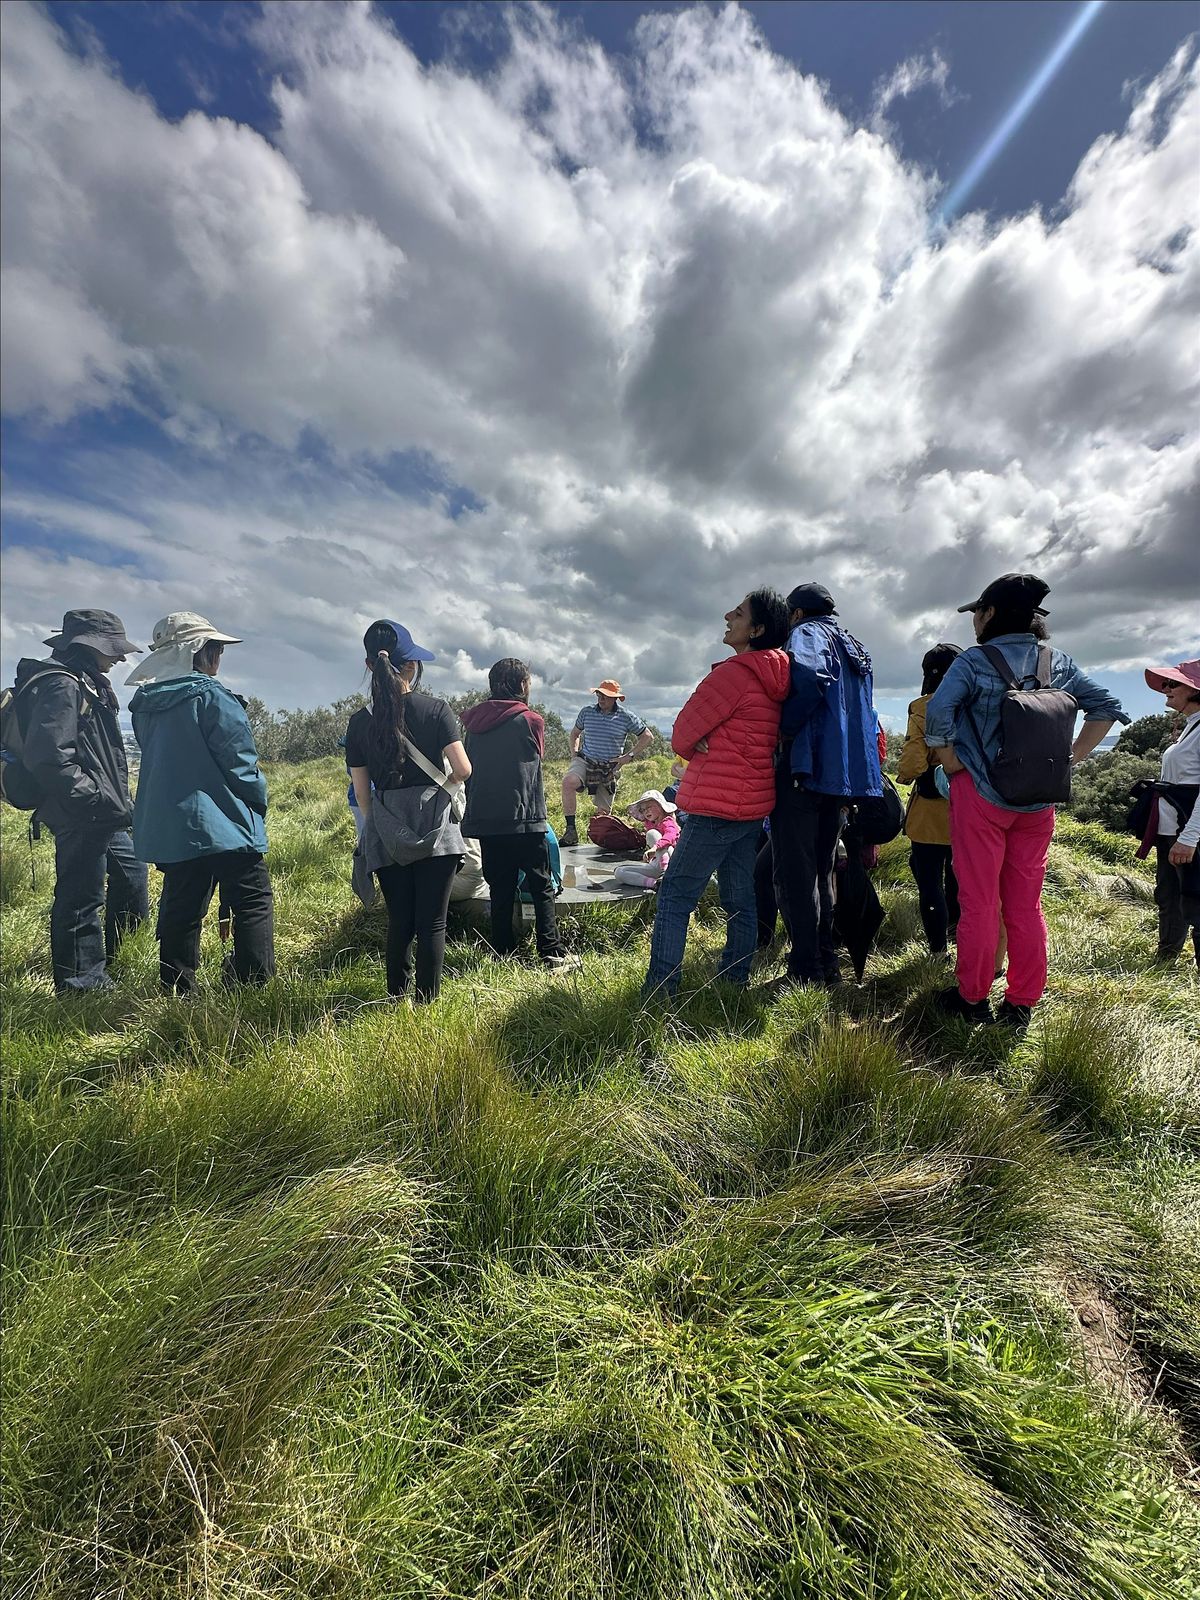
top-left (542, 953), bottom-right (581, 973)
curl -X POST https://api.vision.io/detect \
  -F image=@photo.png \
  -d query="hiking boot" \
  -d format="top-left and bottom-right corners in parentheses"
top-left (995, 999), bottom-right (1033, 1030)
top-left (558, 821), bottom-right (578, 847)
top-left (934, 986), bottom-right (993, 1025)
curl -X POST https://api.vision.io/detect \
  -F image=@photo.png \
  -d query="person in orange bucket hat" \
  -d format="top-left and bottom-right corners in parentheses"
top-left (558, 676), bottom-right (654, 846)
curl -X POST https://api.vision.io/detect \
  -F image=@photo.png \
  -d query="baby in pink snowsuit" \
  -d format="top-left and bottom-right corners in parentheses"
top-left (612, 791), bottom-right (680, 889)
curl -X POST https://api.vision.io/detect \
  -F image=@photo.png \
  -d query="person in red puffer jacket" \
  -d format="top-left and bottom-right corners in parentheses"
top-left (642, 589), bottom-right (791, 999)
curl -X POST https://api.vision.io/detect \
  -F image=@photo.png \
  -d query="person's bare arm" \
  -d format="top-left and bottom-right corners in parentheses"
top-left (1071, 720), bottom-right (1113, 765)
top-left (620, 729), bottom-right (655, 766)
top-left (570, 726), bottom-right (583, 757)
top-left (444, 740), bottom-right (471, 783)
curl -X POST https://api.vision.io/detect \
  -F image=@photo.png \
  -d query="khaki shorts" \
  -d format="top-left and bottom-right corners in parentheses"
top-left (566, 754), bottom-right (618, 801)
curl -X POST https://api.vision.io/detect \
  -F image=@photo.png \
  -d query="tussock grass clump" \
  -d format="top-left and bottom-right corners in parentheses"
top-left (733, 1019), bottom-right (1064, 1266)
top-left (199, 1259), bottom-right (1199, 1600)
top-left (2, 1164), bottom-right (426, 1594)
top-left (1027, 1008), bottom-right (1179, 1143)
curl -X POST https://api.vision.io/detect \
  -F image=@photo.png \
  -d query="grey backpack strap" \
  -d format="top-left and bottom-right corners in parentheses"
top-left (1035, 644), bottom-right (1053, 689)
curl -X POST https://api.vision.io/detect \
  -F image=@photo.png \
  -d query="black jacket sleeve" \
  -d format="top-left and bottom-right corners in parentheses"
top-left (21, 673), bottom-right (128, 828)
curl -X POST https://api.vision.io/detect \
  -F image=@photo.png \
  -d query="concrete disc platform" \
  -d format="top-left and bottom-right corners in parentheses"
top-left (554, 841), bottom-right (656, 904)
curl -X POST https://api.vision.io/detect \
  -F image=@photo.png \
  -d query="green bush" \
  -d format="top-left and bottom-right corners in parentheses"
top-left (1069, 713), bottom-right (1178, 833)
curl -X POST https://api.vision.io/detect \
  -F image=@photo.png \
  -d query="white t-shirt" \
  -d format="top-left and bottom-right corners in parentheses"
top-left (1158, 709), bottom-right (1200, 847)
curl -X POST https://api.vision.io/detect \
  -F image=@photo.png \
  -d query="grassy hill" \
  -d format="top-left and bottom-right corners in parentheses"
top-left (3, 756), bottom-right (1198, 1600)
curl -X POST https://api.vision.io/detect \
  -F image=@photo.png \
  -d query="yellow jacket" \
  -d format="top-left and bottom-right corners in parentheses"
top-left (897, 694), bottom-right (950, 846)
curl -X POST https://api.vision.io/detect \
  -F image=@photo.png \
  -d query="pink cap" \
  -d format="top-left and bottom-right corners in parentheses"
top-left (1144, 658), bottom-right (1200, 693)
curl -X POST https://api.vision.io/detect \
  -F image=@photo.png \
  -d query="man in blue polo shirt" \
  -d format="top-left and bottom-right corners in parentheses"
top-left (559, 678), bottom-right (654, 846)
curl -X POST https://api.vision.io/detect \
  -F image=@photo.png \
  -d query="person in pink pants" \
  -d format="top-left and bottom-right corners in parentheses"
top-left (947, 769), bottom-right (1055, 1010)
top-left (924, 573), bottom-right (1126, 1028)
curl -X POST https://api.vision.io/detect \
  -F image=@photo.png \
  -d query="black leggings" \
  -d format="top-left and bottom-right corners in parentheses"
top-left (376, 855), bottom-right (460, 1001)
top-left (908, 842), bottom-right (960, 955)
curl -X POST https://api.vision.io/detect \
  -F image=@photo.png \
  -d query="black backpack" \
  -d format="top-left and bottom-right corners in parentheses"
top-left (970, 644), bottom-right (1077, 806)
top-left (850, 776), bottom-right (904, 845)
top-left (0, 665), bottom-right (88, 810)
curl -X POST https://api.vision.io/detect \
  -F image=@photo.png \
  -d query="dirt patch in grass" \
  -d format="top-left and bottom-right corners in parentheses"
top-left (1064, 1274), bottom-right (1199, 1494)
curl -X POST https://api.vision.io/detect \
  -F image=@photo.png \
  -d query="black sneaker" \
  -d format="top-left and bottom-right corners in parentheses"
top-left (558, 822), bottom-right (578, 847)
top-left (995, 999), bottom-right (1033, 1030)
top-left (934, 986), bottom-right (993, 1025)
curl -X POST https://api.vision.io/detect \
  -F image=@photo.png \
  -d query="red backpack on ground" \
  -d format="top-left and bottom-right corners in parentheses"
top-left (587, 814), bottom-right (645, 853)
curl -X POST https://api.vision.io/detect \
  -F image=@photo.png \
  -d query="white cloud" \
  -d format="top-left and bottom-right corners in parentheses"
top-left (870, 47), bottom-right (958, 134)
top-left (1, 0), bottom-right (1197, 731)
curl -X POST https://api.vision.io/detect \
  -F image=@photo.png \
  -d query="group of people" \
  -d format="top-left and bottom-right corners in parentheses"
top-left (4, 577), bottom-right (1197, 1018)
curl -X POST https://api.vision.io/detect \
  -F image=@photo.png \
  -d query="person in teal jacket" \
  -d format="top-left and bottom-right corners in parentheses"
top-left (128, 612), bottom-right (274, 992)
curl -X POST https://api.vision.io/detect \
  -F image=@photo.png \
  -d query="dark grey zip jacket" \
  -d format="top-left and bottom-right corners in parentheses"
top-left (13, 653), bottom-right (134, 833)
top-left (460, 700), bottom-right (548, 837)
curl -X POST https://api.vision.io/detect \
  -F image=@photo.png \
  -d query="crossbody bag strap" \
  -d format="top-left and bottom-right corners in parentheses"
top-left (397, 732), bottom-right (454, 791)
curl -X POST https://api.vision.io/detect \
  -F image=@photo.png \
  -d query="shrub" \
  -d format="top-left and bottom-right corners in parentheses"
top-left (1069, 713), bottom-right (1178, 834)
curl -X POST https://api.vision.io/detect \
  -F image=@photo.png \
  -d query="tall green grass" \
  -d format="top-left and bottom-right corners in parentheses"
top-left (3, 760), bottom-right (1198, 1598)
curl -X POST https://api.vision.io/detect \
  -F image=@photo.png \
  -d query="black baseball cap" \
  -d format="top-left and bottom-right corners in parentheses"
top-left (921, 642), bottom-right (962, 673)
top-left (785, 582), bottom-right (837, 616)
top-left (957, 573), bottom-right (1050, 616)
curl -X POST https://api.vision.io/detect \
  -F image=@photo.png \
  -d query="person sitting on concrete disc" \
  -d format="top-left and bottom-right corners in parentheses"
top-left (612, 790), bottom-right (680, 889)
top-left (559, 678), bottom-right (653, 846)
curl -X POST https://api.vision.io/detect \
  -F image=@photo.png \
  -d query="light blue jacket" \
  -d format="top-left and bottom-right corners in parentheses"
top-left (924, 635), bottom-right (1129, 811)
top-left (130, 676), bottom-right (268, 863)
top-left (780, 617), bottom-right (883, 798)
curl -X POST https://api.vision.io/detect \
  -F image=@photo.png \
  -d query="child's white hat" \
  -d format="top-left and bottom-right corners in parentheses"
top-left (627, 788), bottom-right (677, 815)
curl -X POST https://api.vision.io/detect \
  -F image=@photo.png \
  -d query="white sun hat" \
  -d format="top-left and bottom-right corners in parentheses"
top-left (627, 788), bottom-right (677, 815)
top-left (125, 612), bottom-right (242, 685)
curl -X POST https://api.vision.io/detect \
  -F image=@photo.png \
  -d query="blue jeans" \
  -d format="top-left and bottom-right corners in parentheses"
top-left (50, 826), bottom-right (148, 991)
top-left (643, 815), bottom-right (762, 997)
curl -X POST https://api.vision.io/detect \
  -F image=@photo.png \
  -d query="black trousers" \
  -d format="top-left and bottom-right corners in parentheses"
top-left (909, 842), bottom-right (960, 954)
top-left (770, 776), bottom-right (845, 982)
top-left (157, 851), bottom-right (274, 993)
top-left (376, 854), bottom-right (459, 1001)
top-left (1155, 838), bottom-right (1200, 966)
top-left (49, 824), bottom-right (148, 991)
top-left (479, 833), bottom-right (563, 959)
top-left (755, 833), bottom-right (780, 947)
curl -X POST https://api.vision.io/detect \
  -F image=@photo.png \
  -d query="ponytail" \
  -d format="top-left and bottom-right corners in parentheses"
top-left (364, 629), bottom-right (423, 781)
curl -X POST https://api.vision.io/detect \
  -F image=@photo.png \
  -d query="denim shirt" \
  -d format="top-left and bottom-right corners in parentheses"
top-left (924, 634), bottom-right (1129, 812)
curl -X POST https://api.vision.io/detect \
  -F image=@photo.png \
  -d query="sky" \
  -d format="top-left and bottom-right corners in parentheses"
top-left (2, 0), bottom-right (1198, 734)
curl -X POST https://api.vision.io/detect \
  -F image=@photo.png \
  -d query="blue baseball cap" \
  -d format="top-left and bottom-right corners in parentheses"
top-left (365, 619), bottom-right (436, 664)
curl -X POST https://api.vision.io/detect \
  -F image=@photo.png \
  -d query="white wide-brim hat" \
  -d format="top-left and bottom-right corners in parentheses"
top-left (125, 612), bottom-right (242, 685)
top-left (627, 788), bottom-right (677, 815)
